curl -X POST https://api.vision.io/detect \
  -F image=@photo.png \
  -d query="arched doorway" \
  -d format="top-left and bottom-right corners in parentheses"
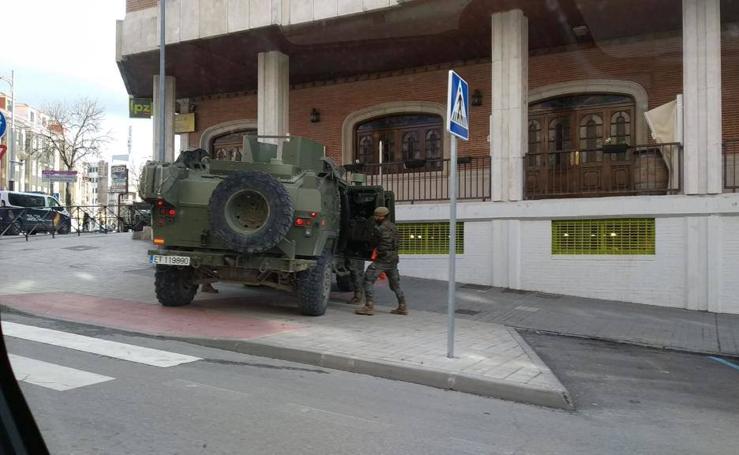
top-left (354, 113), bottom-right (444, 171)
top-left (526, 93), bottom-right (650, 197)
top-left (210, 129), bottom-right (256, 161)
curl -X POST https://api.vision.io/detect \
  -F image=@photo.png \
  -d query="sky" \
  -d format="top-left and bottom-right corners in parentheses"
top-left (1, 0), bottom-right (153, 169)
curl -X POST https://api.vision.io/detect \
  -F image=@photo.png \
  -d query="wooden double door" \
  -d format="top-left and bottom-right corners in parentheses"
top-left (526, 94), bottom-right (636, 197)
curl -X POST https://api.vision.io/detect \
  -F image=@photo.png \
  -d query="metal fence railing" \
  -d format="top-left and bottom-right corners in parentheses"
top-left (723, 139), bottom-right (739, 192)
top-left (0, 204), bottom-right (151, 241)
top-left (345, 156), bottom-right (491, 203)
top-left (524, 143), bottom-right (682, 199)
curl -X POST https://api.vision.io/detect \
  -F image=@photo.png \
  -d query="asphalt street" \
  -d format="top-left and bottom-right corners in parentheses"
top-left (3, 312), bottom-right (738, 455)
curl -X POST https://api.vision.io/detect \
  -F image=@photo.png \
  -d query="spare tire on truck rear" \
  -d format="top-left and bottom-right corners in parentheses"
top-left (209, 170), bottom-right (294, 254)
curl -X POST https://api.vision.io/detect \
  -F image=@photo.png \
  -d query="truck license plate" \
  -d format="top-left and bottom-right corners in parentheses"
top-left (150, 255), bottom-right (191, 266)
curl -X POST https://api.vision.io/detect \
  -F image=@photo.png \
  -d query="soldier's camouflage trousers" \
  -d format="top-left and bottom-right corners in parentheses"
top-left (363, 262), bottom-right (404, 302)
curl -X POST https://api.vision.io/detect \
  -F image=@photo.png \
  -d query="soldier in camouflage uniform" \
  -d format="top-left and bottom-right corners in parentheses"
top-left (355, 206), bottom-right (407, 316)
top-left (346, 257), bottom-right (365, 304)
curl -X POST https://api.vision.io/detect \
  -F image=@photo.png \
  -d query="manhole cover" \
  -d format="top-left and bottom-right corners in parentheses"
top-left (63, 245), bottom-right (98, 251)
top-left (455, 309), bottom-right (480, 315)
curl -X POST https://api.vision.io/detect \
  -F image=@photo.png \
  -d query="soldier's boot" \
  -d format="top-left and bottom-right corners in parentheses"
top-left (349, 291), bottom-right (363, 305)
top-left (355, 300), bottom-right (374, 316)
top-left (390, 297), bottom-right (408, 315)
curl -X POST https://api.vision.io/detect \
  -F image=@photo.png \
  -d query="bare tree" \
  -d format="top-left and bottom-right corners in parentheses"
top-left (35, 99), bottom-right (110, 206)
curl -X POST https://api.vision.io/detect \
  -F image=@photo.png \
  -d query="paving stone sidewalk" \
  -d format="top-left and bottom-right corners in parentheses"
top-left (0, 233), bottom-right (572, 409)
top-left (371, 276), bottom-right (739, 357)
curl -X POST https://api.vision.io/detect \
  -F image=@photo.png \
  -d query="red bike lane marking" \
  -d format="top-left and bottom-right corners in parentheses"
top-left (0, 293), bottom-right (301, 340)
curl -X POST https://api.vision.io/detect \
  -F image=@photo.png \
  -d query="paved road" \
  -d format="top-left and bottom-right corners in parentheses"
top-left (3, 312), bottom-right (738, 455)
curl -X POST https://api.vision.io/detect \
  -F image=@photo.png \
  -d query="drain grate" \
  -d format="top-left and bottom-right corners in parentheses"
top-left (502, 288), bottom-right (531, 295)
top-left (534, 292), bottom-right (561, 299)
top-left (63, 245), bottom-right (98, 251)
top-left (461, 283), bottom-right (492, 291)
top-left (455, 308), bottom-right (481, 316)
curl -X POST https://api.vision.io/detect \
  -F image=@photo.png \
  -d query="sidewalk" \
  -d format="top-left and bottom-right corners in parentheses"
top-left (371, 277), bottom-right (739, 357)
top-left (0, 234), bottom-right (572, 409)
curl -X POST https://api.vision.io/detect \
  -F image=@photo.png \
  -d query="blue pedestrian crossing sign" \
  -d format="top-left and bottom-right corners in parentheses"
top-left (0, 111), bottom-right (6, 138)
top-left (447, 70), bottom-right (469, 141)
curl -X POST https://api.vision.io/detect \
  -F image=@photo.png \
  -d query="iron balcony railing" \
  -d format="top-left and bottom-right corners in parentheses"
top-left (723, 139), bottom-right (739, 192)
top-left (346, 156), bottom-right (491, 204)
top-left (524, 143), bottom-right (682, 199)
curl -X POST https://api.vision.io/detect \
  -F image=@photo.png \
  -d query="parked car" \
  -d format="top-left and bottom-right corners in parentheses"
top-left (0, 191), bottom-right (72, 235)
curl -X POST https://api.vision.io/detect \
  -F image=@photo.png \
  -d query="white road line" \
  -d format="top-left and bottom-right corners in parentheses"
top-left (2, 322), bottom-right (201, 367)
top-left (8, 354), bottom-right (114, 391)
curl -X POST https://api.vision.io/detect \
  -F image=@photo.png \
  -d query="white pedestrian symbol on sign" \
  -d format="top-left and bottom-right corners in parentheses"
top-left (451, 80), bottom-right (468, 128)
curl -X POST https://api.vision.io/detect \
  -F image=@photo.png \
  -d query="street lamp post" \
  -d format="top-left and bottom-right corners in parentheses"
top-left (0, 70), bottom-right (15, 190)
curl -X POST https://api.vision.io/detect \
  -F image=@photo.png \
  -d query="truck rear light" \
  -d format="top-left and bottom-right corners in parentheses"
top-left (168, 209), bottom-right (176, 217)
top-left (153, 237), bottom-right (165, 245)
top-left (295, 218), bottom-right (306, 227)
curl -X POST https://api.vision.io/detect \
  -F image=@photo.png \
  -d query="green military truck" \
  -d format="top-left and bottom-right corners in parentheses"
top-left (138, 136), bottom-right (394, 316)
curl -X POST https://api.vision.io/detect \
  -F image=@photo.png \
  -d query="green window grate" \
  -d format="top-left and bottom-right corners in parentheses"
top-left (398, 222), bottom-right (464, 255)
top-left (552, 219), bottom-right (655, 255)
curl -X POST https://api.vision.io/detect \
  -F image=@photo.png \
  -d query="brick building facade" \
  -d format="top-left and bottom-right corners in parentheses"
top-left (117, 0), bottom-right (739, 314)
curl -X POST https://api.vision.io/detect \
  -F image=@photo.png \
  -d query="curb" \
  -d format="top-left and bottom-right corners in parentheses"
top-left (514, 327), bottom-right (739, 360)
top-left (174, 335), bottom-right (575, 411)
top-left (0, 304), bottom-right (573, 410)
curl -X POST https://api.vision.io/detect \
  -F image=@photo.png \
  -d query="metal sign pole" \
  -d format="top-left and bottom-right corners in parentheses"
top-left (158, 0), bottom-right (166, 162)
top-left (9, 70), bottom-right (15, 190)
top-left (447, 135), bottom-right (457, 358)
top-left (445, 69), bottom-right (468, 360)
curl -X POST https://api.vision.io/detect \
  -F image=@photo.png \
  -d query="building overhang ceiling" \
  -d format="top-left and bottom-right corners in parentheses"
top-left (117, 0), bottom-right (739, 99)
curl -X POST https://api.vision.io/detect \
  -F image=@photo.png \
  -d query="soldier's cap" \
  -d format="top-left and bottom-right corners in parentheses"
top-left (374, 207), bottom-right (390, 216)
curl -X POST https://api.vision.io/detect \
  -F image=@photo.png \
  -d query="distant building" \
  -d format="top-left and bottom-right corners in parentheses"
top-left (0, 93), bottom-right (58, 194)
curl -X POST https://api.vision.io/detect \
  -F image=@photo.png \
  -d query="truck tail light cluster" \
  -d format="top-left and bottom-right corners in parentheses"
top-left (294, 211), bottom-right (319, 227)
top-left (156, 198), bottom-right (177, 226)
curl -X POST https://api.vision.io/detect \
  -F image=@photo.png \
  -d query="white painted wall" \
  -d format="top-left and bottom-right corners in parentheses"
top-left (517, 218), bottom-right (687, 308)
top-left (398, 221), bottom-right (493, 286)
top-left (396, 194), bottom-right (739, 314)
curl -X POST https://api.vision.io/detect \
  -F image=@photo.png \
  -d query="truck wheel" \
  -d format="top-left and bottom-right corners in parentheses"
top-left (209, 171), bottom-right (294, 254)
top-left (336, 273), bottom-right (354, 292)
top-left (155, 265), bottom-right (198, 307)
top-left (296, 249), bottom-right (333, 316)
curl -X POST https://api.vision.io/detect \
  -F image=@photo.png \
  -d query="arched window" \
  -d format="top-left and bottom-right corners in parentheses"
top-left (579, 114), bottom-right (603, 151)
top-left (610, 111), bottom-right (631, 144)
top-left (425, 129), bottom-right (442, 161)
top-left (357, 135), bottom-right (374, 164)
top-left (548, 118), bottom-right (571, 152)
top-left (402, 131), bottom-right (419, 161)
top-left (354, 114), bottom-right (443, 168)
top-left (210, 129), bottom-right (255, 161)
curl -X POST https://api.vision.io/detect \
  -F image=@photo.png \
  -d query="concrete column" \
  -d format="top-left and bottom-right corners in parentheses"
top-left (490, 9), bottom-right (528, 202)
top-left (682, 0), bottom-right (722, 194)
top-left (491, 219), bottom-right (522, 289)
top-left (153, 75), bottom-right (176, 162)
top-left (257, 50), bottom-right (289, 144)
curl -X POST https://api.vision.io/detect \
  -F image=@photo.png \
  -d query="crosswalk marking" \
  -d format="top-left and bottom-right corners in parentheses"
top-left (9, 354), bottom-right (114, 391)
top-left (2, 322), bottom-right (201, 367)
